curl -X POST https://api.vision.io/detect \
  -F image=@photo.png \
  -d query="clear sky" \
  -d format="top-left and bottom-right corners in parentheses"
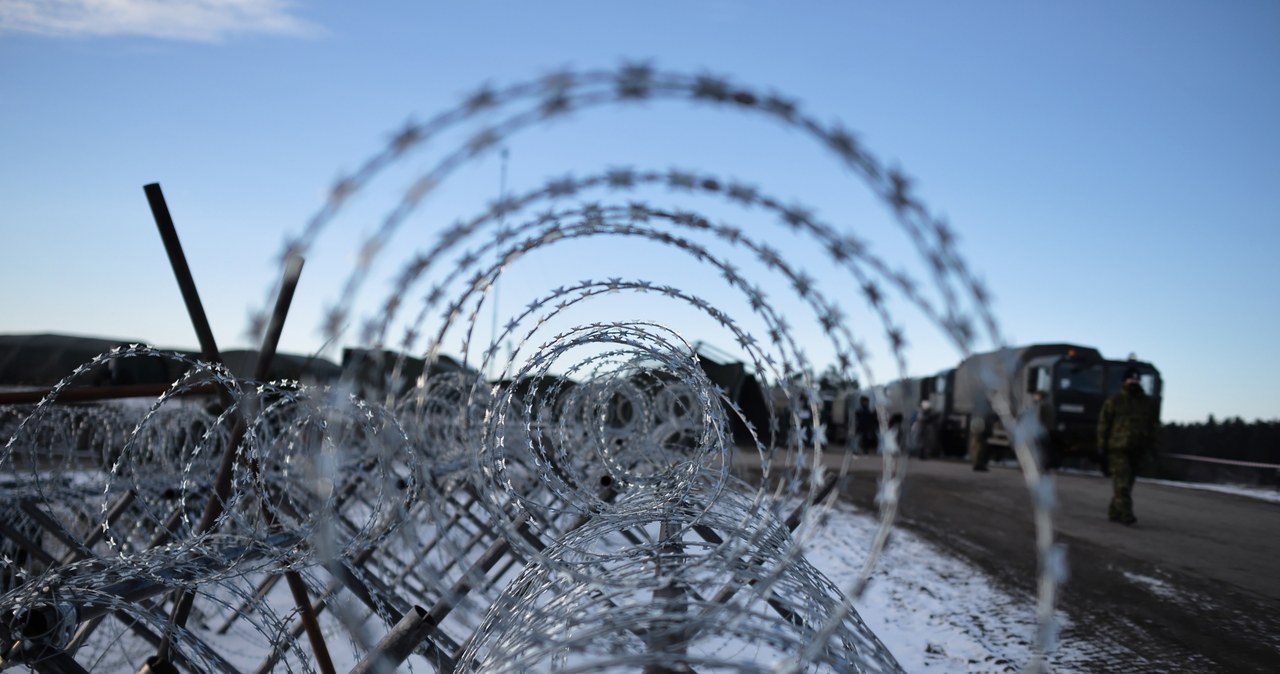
top-left (1, 1), bottom-right (1277, 423)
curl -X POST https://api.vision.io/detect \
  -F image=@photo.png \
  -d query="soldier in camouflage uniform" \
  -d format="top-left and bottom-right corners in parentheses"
top-left (1097, 367), bottom-right (1159, 525)
top-left (970, 415), bottom-right (991, 471)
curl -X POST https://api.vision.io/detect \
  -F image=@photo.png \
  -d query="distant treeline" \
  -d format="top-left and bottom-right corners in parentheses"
top-left (1151, 417), bottom-right (1280, 486)
top-left (1160, 417), bottom-right (1279, 464)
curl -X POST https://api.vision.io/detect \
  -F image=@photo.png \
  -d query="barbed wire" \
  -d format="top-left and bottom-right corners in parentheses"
top-left (0, 63), bottom-right (1067, 673)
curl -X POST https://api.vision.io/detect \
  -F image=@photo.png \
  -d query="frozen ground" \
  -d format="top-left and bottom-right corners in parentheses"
top-left (804, 477), bottom-right (1280, 673)
top-left (805, 502), bottom-right (1073, 673)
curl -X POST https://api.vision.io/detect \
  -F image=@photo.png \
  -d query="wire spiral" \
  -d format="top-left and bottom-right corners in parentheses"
top-left (0, 63), bottom-right (1066, 673)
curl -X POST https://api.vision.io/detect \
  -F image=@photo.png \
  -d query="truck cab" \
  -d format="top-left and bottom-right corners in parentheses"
top-left (1023, 352), bottom-right (1162, 466)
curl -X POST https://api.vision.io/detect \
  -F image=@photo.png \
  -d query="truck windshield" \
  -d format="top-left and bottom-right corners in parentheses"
top-left (1055, 362), bottom-right (1104, 395)
top-left (1106, 366), bottom-right (1160, 396)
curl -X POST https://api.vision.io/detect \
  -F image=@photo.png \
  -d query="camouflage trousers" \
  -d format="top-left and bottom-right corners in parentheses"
top-left (1108, 448), bottom-right (1144, 522)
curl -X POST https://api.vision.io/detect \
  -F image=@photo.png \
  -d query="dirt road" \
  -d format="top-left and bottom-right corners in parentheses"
top-left (829, 455), bottom-right (1280, 672)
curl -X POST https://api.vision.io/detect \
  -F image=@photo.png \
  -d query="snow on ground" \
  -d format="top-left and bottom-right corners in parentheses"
top-left (196, 495), bottom-right (1081, 673)
top-left (1115, 564), bottom-right (1218, 620)
top-left (803, 502), bottom-right (1085, 673)
top-left (206, 499), bottom-right (1082, 673)
top-left (18, 459), bottom-right (1269, 672)
top-left (1052, 465), bottom-right (1280, 504)
top-left (1120, 570), bottom-right (1179, 602)
top-left (1139, 476), bottom-right (1280, 503)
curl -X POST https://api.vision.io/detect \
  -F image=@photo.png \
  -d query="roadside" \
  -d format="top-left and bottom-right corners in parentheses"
top-left (820, 454), bottom-right (1280, 672)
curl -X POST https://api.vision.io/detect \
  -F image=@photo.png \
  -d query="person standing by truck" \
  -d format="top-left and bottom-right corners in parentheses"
top-left (970, 415), bottom-right (991, 471)
top-left (853, 396), bottom-right (879, 455)
top-left (1097, 367), bottom-right (1160, 525)
top-left (908, 399), bottom-right (940, 459)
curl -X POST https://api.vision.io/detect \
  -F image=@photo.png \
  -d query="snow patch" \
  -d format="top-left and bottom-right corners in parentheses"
top-left (807, 502), bottom-right (1091, 672)
top-left (1139, 477), bottom-right (1280, 504)
top-left (1120, 570), bottom-right (1180, 601)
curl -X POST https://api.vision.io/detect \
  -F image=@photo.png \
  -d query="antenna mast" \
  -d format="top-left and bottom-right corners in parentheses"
top-left (488, 147), bottom-right (509, 381)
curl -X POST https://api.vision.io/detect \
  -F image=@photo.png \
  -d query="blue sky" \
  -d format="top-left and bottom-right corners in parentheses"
top-left (1, 1), bottom-right (1277, 422)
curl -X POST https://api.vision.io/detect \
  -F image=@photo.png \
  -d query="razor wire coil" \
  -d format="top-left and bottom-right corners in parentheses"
top-left (0, 63), bottom-right (1065, 674)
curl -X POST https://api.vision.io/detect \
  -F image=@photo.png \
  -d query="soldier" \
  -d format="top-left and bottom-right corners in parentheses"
top-left (1097, 367), bottom-right (1160, 525)
top-left (853, 396), bottom-right (878, 455)
top-left (908, 399), bottom-right (940, 459)
top-left (970, 416), bottom-right (991, 471)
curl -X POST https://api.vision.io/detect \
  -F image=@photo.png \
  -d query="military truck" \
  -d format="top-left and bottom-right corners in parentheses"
top-left (943, 344), bottom-right (1162, 466)
top-left (691, 342), bottom-right (771, 446)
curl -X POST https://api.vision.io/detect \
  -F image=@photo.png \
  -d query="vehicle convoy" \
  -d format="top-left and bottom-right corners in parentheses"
top-left (864, 344), bottom-right (1162, 467)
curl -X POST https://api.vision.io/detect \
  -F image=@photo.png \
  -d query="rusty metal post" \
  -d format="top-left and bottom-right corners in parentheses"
top-left (60, 490), bottom-right (137, 565)
top-left (348, 606), bottom-right (441, 674)
top-left (186, 249), bottom-right (301, 539)
top-left (643, 519), bottom-right (690, 674)
top-left (141, 184), bottom-right (333, 673)
top-left (254, 255), bottom-right (303, 381)
top-left (227, 255), bottom-right (337, 673)
top-left (143, 183), bottom-right (222, 366)
top-left (160, 256), bottom-right (335, 673)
